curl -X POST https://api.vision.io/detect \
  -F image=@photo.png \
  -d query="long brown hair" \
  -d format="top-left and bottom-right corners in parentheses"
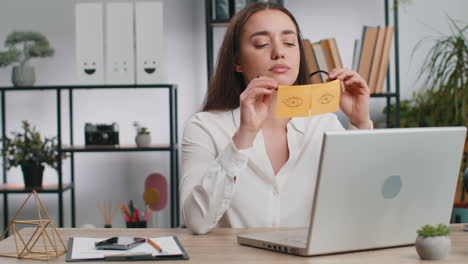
top-left (202, 2), bottom-right (308, 112)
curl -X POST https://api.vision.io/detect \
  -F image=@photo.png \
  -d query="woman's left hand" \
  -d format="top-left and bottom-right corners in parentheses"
top-left (327, 69), bottom-right (371, 129)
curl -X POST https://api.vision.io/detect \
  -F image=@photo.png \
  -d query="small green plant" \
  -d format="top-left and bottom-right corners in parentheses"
top-left (0, 49), bottom-right (20, 68)
top-left (133, 121), bottom-right (150, 135)
top-left (0, 31), bottom-right (54, 68)
top-left (417, 224), bottom-right (451, 237)
top-left (0, 120), bottom-right (65, 170)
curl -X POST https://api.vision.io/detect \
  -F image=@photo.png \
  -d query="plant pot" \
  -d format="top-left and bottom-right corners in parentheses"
top-left (12, 65), bottom-right (35, 87)
top-left (415, 235), bottom-right (450, 260)
top-left (21, 164), bottom-right (45, 188)
top-left (135, 134), bottom-right (151, 147)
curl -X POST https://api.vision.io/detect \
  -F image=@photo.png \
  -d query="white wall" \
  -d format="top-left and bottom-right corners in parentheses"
top-left (0, 0), bottom-right (206, 229)
top-left (0, 0), bottom-right (466, 229)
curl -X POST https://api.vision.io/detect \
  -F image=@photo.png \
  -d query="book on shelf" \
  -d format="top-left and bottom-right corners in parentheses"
top-left (302, 39), bottom-right (321, 84)
top-left (351, 39), bottom-right (362, 71)
top-left (368, 26), bottom-right (386, 93)
top-left (352, 25), bottom-right (394, 94)
top-left (358, 26), bottom-right (379, 85)
top-left (302, 38), bottom-right (343, 84)
top-left (374, 26), bottom-right (394, 94)
top-left (320, 38), bottom-right (343, 70)
top-left (311, 42), bottom-right (331, 82)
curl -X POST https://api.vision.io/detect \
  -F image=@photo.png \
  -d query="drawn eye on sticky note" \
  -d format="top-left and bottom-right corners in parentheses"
top-left (283, 96), bottom-right (304, 107)
top-left (319, 94), bottom-right (334, 104)
top-left (276, 85), bottom-right (310, 118)
top-left (276, 79), bottom-right (341, 118)
top-left (310, 80), bottom-right (340, 115)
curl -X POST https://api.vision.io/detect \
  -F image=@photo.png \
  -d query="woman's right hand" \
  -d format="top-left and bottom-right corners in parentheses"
top-left (233, 76), bottom-right (277, 150)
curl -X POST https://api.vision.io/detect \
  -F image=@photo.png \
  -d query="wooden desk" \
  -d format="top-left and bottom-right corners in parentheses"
top-left (0, 225), bottom-right (466, 263)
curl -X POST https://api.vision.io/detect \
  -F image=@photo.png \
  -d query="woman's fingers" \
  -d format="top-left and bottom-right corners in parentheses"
top-left (328, 68), bottom-right (369, 93)
top-left (241, 77), bottom-right (277, 103)
top-left (242, 87), bottom-right (274, 103)
top-left (330, 69), bottom-right (358, 81)
top-left (344, 76), bottom-right (367, 92)
top-left (327, 68), bottom-right (345, 81)
top-left (245, 78), bottom-right (278, 91)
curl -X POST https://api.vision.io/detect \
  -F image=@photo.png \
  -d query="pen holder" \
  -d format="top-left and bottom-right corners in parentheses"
top-left (126, 221), bottom-right (147, 228)
top-left (104, 224), bottom-right (112, 228)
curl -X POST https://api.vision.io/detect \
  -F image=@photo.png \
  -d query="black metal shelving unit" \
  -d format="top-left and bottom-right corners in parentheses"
top-left (0, 84), bottom-right (179, 232)
top-left (205, 0), bottom-right (401, 127)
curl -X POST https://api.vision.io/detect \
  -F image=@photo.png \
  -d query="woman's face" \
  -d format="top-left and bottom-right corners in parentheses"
top-left (235, 9), bottom-right (300, 86)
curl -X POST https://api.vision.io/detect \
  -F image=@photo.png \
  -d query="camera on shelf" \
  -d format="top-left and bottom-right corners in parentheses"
top-left (85, 123), bottom-right (119, 146)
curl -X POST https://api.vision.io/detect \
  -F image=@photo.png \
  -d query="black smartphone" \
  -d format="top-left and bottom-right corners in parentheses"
top-left (95, 237), bottom-right (146, 250)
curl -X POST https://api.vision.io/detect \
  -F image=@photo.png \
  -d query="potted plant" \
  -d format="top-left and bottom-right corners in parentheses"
top-left (384, 18), bottom-right (467, 128)
top-left (1, 120), bottom-right (64, 188)
top-left (0, 48), bottom-right (20, 69)
top-left (2, 31), bottom-right (54, 86)
top-left (133, 121), bottom-right (151, 147)
top-left (415, 223), bottom-right (451, 260)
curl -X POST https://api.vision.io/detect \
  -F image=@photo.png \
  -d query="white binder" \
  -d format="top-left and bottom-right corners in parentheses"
top-left (75, 3), bottom-right (105, 84)
top-left (135, 2), bottom-right (164, 84)
top-left (105, 2), bottom-right (135, 84)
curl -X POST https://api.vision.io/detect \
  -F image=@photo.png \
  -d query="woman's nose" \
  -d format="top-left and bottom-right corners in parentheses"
top-left (271, 41), bottom-right (285, 60)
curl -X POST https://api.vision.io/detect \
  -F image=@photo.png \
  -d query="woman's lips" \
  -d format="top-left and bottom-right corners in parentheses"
top-left (269, 64), bottom-right (290, 73)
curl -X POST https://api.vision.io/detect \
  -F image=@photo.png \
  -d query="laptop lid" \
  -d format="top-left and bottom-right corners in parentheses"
top-left (306, 127), bottom-right (466, 255)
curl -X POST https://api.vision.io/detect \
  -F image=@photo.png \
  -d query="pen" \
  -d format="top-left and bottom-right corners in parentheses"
top-left (129, 200), bottom-right (134, 217)
top-left (135, 208), bottom-right (140, 223)
top-left (121, 203), bottom-right (131, 218)
top-left (146, 238), bottom-right (163, 252)
top-left (140, 209), bottom-right (145, 222)
top-left (123, 214), bottom-right (130, 222)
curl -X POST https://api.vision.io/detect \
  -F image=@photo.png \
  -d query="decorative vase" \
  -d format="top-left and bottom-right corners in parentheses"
top-left (21, 164), bottom-right (45, 188)
top-left (415, 235), bottom-right (450, 260)
top-left (12, 65), bottom-right (36, 87)
top-left (135, 134), bottom-right (151, 147)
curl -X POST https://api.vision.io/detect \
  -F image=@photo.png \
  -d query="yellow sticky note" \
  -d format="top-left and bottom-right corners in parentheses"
top-left (276, 79), bottom-right (341, 118)
top-left (310, 80), bottom-right (340, 115)
top-left (276, 84), bottom-right (310, 118)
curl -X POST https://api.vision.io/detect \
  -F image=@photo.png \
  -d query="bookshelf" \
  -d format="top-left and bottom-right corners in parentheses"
top-left (0, 84), bottom-right (180, 232)
top-left (205, 0), bottom-right (401, 127)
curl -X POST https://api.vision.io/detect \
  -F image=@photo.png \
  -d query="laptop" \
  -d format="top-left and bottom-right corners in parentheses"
top-left (238, 127), bottom-right (466, 256)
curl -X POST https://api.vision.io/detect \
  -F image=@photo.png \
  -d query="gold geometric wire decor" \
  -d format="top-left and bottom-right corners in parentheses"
top-left (0, 190), bottom-right (67, 260)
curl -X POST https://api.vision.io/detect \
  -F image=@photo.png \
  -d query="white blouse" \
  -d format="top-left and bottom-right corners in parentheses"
top-left (180, 108), bottom-right (369, 234)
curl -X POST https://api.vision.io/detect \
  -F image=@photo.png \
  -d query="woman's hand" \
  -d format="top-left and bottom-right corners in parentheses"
top-left (233, 76), bottom-right (277, 149)
top-left (327, 69), bottom-right (371, 129)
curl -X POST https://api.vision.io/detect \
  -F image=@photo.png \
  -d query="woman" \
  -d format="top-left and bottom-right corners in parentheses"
top-left (181, 2), bottom-right (372, 235)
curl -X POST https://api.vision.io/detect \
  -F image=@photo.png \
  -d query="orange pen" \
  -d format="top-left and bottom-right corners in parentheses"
top-left (120, 203), bottom-right (131, 218)
top-left (146, 238), bottom-right (163, 252)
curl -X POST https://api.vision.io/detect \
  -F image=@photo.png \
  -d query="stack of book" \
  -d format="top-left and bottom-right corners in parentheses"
top-left (353, 26), bottom-right (394, 94)
top-left (302, 38), bottom-right (343, 84)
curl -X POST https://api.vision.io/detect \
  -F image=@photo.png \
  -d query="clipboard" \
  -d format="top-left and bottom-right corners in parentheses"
top-left (65, 237), bottom-right (189, 262)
